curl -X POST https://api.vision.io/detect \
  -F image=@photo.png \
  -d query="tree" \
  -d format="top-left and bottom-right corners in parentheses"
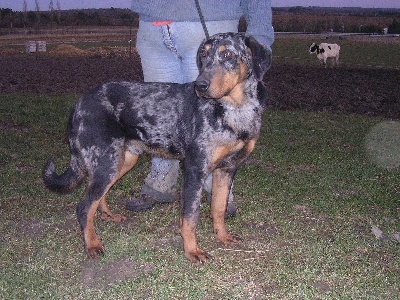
top-left (34, 0), bottom-right (40, 25)
top-left (49, 0), bottom-right (54, 24)
top-left (388, 18), bottom-right (400, 34)
top-left (23, 0), bottom-right (28, 27)
top-left (0, 8), bottom-right (14, 30)
top-left (56, 0), bottom-right (61, 24)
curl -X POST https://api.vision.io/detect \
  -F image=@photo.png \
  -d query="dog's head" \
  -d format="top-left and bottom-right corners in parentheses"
top-left (195, 32), bottom-right (271, 101)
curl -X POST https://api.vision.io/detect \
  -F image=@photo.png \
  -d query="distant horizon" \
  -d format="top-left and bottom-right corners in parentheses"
top-left (274, 0), bottom-right (400, 9)
top-left (2, 0), bottom-right (400, 11)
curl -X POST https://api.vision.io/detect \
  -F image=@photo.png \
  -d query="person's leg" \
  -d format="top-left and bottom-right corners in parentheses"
top-left (126, 21), bottom-right (183, 211)
top-left (136, 21), bottom-right (184, 83)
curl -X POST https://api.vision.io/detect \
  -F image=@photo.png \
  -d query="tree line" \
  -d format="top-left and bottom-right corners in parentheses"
top-left (272, 7), bottom-right (400, 34)
top-left (1, 5), bottom-right (400, 34)
top-left (0, 5), bottom-right (136, 29)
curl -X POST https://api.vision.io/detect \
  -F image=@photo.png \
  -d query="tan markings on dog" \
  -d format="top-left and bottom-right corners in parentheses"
top-left (180, 217), bottom-right (213, 264)
top-left (99, 204), bottom-right (127, 222)
top-left (221, 82), bottom-right (245, 106)
top-left (208, 61), bottom-right (248, 105)
top-left (100, 151), bottom-right (138, 222)
top-left (129, 140), bottom-right (184, 160)
top-left (245, 137), bottom-right (258, 156)
top-left (119, 151), bottom-right (139, 178)
top-left (83, 198), bottom-right (104, 258)
top-left (85, 151), bottom-right (139, 257)
top-left (222, 61), bottom-right (249, 106)
top-left (210, 141), bottom-right (245, 169)
top-left (210, 169), bottom-right (229, 223)
top-left (84, 182), bottom-right (119, 257)
top-left (206, 67), bottom-right (230, 99)
top-left (218, 45), bottom-right (227, 52)
top-left (211, 169), bottom-right (242, 244)
top-left (147, 148), bottom-right (184, 160)
top-left (247, 47), bottom-right (253, 58)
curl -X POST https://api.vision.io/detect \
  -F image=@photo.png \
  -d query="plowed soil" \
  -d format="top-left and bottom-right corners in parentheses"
top-left (1, 49), bottom-right (399, 119)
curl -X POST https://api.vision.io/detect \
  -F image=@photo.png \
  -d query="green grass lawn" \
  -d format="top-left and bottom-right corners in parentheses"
top-left (0, 93), bottom-right (398, 299)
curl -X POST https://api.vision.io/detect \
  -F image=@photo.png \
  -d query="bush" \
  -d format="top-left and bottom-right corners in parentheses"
top-left (388, 18), bottom-right (400, 34)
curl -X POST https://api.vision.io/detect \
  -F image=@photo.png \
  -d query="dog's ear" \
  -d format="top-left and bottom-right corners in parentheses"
top-left (244, 36), bottom-right (272, 80)
top-left (196, 40), bottom-right (207, 71)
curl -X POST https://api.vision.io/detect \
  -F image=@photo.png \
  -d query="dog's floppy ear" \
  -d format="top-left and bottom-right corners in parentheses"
top-left (244, 36), bottom-right (272, 80)
top-left (196, 40), bottom-right (207, 71)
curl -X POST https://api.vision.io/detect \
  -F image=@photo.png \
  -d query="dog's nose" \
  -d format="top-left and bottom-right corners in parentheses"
top-left (195, 80), bottom-right (210, 93)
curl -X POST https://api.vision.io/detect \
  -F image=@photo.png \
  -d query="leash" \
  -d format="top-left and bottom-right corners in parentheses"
top-left (194, 0), bottom-right (210, 39)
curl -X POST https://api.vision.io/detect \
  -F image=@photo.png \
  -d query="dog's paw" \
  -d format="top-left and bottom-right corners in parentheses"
top-left (185, 248), bottom-right (214, 264)
top-left (216, 231), bottom-right (243, 245)
top-left (227, 233), bottom-right (243, 244)
top-left (86, 245), bottom-right (105, 259)
top-left (100, 212), bottom-right (127, 223)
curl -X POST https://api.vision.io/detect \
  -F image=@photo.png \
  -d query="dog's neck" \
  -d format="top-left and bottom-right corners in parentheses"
top-left (221, 77), bottom-right (259, 108)
top-left (221, 80), bottom-right (264, 139)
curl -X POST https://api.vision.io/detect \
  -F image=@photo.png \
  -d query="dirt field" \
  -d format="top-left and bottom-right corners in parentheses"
top-left (1, 47), bottom-right (399, 119)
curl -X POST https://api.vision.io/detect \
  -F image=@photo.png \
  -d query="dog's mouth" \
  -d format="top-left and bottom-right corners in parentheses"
top-left (195, 90), bottom-right (213, 99)
top-left (195, 88), bottom-right (226, 100)
top-left (194, 79), bottom-right (229, 99)
top-left (194, 79), bottom-right (211, 98)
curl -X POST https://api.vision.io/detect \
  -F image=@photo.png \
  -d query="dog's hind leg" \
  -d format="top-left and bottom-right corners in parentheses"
top-left (77, 178), bottom-right (112, 258)
top-left (77, 151), bottom-right (138, 258)
top-left (99, 151), bottom-right (139, 223)
top-left (211, 168), bottom-right (242, 245)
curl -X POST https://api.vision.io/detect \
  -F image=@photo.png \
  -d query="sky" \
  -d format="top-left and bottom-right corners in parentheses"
top-left (2, 0), bottom-right (400, 11)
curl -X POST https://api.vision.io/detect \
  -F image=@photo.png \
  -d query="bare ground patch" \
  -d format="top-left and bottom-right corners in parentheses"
top-left (0, 50), bottom-right (399, 119)
top-left (80, 259), bottom-right (153, 289)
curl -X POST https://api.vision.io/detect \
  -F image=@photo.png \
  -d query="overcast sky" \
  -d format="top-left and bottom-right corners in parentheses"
top-left (2, 0), bottom-right (400, 11)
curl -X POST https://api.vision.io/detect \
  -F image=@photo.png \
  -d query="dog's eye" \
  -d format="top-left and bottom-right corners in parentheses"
top-left (200, 49), bottom-right (207, 58)
top-left (224, 51), bottom-right (233, 59)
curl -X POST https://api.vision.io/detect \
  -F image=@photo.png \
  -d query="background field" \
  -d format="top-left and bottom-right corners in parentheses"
top-left (0, 24), bottom-right (399, 299)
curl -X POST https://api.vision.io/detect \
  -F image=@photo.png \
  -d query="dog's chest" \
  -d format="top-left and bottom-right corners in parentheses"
top-left (227, 105), bottom-right (261, 134)
top-left (210, 100), bottom-right (263, 142)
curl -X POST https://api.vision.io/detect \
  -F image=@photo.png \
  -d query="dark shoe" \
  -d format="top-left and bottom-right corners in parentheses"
top-left (205, 191), bottom-right (237, 219)
top-left (141, 184), bottom-right (177, 204)
top-left (226, 200), bottom-right (237, 218)
top-left (125, 194), bottom-right (157, 211)
top-left (125, 184), bottom-right (177, 212)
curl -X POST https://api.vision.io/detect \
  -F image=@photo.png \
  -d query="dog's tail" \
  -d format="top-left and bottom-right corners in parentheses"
top-left (42, 156), bottom-right (85, 194)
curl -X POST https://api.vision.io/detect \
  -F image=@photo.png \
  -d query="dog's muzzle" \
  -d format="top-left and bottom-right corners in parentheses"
top-left (195, 79), bottom-right (209, 93)
top-left (194, 79), bottom-right (210, 98)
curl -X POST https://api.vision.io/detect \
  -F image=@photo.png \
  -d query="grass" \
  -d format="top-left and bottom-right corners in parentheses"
top-left (0, 34), bottom-right (399, 298)
top-left (0, 92), bottom-right (399, 299)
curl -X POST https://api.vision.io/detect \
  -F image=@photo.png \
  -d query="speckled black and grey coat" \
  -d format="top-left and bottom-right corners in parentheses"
top-left (43, 33), bottom-right (271, 263)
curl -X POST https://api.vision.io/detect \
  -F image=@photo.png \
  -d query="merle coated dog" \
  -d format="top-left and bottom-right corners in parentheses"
top-left (43, 32), bottom-right (271, 264)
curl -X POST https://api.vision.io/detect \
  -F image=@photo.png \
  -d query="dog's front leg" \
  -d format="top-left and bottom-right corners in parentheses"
top-left (180, 215), bottom-right (213, 264)
top-left (180, 164), bottom-right (213, 264)
top-left (211, 168), bottom-right (242, 244)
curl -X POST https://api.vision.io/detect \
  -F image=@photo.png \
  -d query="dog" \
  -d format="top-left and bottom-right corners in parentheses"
top-left (42, 32), bottom-right (271, 264)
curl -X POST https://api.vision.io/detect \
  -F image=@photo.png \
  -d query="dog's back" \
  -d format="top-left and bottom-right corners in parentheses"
top-left (70, 82), bottom-right (193, 157)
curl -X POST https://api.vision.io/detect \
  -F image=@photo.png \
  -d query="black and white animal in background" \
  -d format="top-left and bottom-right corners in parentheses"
top-left (309, 42), bottom-right (340, 67)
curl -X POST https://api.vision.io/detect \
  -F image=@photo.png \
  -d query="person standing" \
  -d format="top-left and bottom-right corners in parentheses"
top-left (126, 0), bottom-right (274, 217)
